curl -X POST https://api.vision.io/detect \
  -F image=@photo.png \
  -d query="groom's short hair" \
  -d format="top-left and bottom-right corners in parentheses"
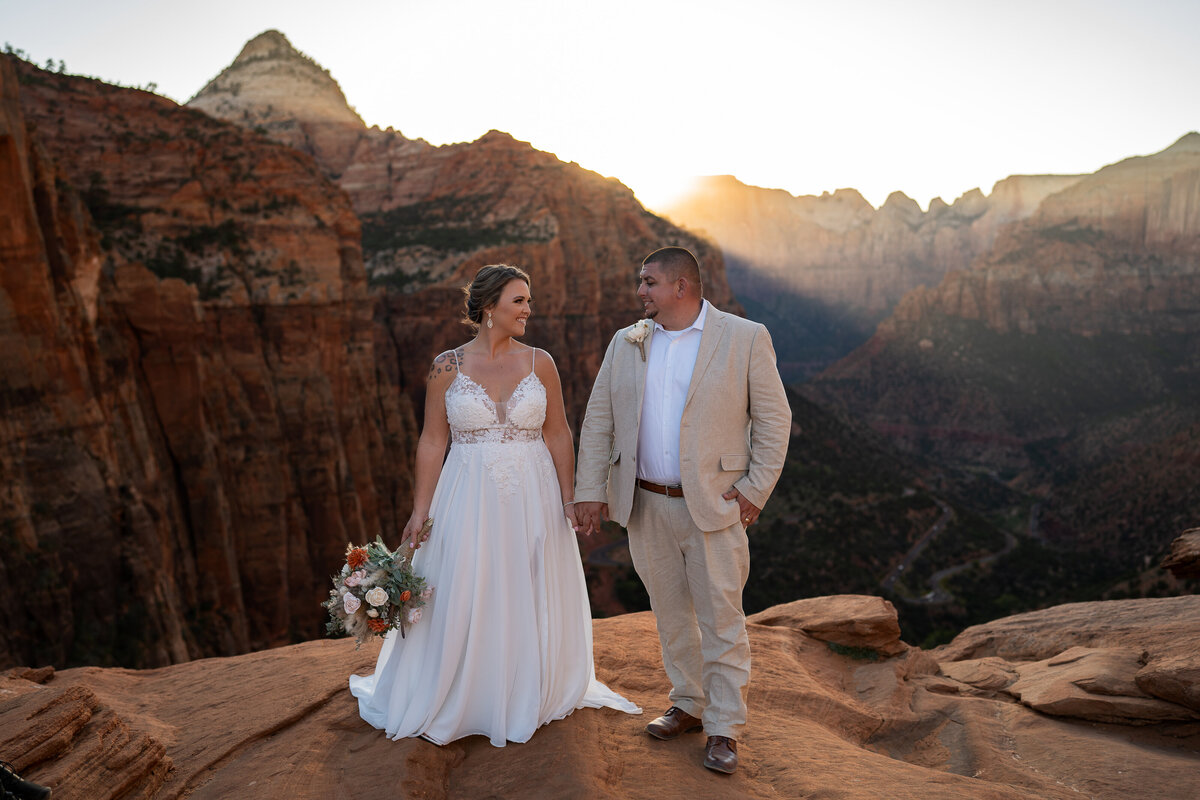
top-left (643, 247), bottom-right (703, 295)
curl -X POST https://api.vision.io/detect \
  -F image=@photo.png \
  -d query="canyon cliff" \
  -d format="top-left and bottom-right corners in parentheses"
top-left (0, 54), bottom-right (417, 670)
top-left (188, 30), bottom-right (737, 423)
top-left (663, 173), bottom-right (1082, 379)
top-left (3, 594), bottom-right (1198, 799)
top-left (805, 133), bottom-right (1200, 598)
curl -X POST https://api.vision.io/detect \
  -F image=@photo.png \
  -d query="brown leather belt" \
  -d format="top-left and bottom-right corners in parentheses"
top-left (636, 479), bottom-right (684, 498)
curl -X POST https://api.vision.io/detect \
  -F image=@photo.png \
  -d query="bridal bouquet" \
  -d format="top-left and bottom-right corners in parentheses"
top-left (323, 522), bottom-right (434, 646)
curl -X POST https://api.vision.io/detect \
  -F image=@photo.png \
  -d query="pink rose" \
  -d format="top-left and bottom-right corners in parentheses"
top-left (344, 569), bottom-right (367, 587)
top-left (343, 593), bottom-right (362, 614)
top-left (420, 586), bottom-right (434, 600)
top-left (405, 606), bottom-right (423, 624)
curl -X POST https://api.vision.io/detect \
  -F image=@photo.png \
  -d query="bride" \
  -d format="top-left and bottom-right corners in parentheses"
top-left (350, 264), bottom-right (640, 746)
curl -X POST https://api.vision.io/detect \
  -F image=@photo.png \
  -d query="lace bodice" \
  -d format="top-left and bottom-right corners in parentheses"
top-left (445, 370), bottom-right (547, 444)
top-left (444, 366), bottom-right (550, 495)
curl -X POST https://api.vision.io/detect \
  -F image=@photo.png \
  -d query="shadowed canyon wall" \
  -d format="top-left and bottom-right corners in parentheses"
top-left (1, 54), bottom-right (417, 669)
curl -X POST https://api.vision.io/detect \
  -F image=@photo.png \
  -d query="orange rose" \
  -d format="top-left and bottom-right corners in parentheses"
top-left (367, 618), bottom-right (389, 633)
top-left (346, 547), bottom-right (368, 570)
top-left (399, 590), bottom-right (412, 602)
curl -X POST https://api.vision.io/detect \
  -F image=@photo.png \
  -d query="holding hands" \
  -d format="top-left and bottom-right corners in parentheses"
top-left (572, 501), bottom-right (608, 536)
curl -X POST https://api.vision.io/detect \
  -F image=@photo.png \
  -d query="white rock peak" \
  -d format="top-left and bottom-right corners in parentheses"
top-left (187, 29), bottom-right (364, 128)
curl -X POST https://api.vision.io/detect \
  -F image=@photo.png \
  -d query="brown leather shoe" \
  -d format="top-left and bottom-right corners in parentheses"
top-left (644, 706), bottom-right (703, 740)
top-left (703, 735), bottom-right (738, 774)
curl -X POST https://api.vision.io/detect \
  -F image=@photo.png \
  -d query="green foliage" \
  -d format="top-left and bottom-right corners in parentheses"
top-left (367, 267), bottom-right (432, 292)
top-left (78, 172), bottom-right (144, 248)
top-left (1037, 221), bottom-right (1103, 245)
top-left (177, 220), bottom-right (247, 255)
top-left (894, 510), bottom-right (1007, 597)
top-left (827, 642), bottom-right (879, 661)
top-left (360, 196), bottom-right (553, 257)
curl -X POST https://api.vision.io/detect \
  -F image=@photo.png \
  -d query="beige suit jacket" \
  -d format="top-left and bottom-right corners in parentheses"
top-left (576, 306), bottom-right (791, 531)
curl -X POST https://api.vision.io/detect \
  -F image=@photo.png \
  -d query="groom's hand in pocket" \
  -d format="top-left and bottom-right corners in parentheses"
top-left (722, 488), bottom-right (761, 527)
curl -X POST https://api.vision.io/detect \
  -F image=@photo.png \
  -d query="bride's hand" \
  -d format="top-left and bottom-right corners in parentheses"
top-left (401, 512), bottom-right (430, 550)
top-left (564, 503), bottom-right (583, 534)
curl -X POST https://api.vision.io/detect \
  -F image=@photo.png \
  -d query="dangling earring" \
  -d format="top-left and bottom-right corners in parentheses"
top-left (486, 312), bottom-right (493, 329)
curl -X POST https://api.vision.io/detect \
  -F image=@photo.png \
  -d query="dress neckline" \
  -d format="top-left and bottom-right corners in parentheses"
top-left (455, 369), bottom-right (539, 408)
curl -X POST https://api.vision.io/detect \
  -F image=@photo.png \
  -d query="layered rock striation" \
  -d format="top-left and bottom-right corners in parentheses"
top-left (3, 595), bottom-right (1198, 799)
top-left (882, 133), bottom-right (1200, 338)
top-left (1, 55), bottom-right (417, 670)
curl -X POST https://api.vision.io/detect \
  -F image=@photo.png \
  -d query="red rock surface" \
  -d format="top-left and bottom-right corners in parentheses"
top-left (1162, 528), bottom-right (1200, 579)
top-left (0, 55), bottom-right (417, 669)
top-left (3, 596), bottom-right (1198, 799)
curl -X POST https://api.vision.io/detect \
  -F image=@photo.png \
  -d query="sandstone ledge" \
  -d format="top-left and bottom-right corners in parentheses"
top-left (2, 596), bottom-right (1198, 799)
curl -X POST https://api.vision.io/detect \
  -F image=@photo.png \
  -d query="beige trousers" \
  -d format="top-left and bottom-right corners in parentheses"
top-left (627, 487), bottom-right (751, 740)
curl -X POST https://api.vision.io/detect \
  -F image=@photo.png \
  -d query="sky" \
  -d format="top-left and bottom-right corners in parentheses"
top-left (3, 0), bottom-right (1199, 211)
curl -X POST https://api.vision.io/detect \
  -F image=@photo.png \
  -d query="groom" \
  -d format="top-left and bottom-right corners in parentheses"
top-left (575, 246), bottom-right (791, 774)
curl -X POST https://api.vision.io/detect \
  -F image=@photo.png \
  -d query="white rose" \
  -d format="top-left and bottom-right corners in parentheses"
top-left (624, 319), bottom-right (652, 343)
top-left (420, 586), bottom-right (434, 600)
top-left (405, 606), bottom-right (423, 625)
top-left (343, 593), bottom-right (361, 614)
top-left (367, 608), bottom-right (379, 618)
top-left (365, 587), bottom-right (388, 607)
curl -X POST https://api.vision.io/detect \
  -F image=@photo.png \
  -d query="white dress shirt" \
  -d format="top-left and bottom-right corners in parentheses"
top-left (636, 300), bottom-right (710, 484)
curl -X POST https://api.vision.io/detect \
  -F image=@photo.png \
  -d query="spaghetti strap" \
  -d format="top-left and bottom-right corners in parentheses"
top-left (531, 348), bottom-right (536, 372)
top-left (452, 348), bottom-right (460, 369)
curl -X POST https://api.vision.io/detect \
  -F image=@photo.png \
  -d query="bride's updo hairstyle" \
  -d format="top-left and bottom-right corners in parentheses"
top-left (461, 264), bottom-right (531, 331)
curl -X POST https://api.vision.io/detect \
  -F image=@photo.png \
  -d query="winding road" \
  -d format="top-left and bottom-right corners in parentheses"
top-left (882, 501), bottom-right (1036, 605)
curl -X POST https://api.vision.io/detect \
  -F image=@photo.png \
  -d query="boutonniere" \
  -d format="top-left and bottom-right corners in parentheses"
top-left (624, 319), bottom-right (653, 361)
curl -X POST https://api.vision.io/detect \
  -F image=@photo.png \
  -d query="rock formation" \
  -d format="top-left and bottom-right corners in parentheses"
top-left (0, 54), bottom-right (417, 670)
top-left (805, 134), bottom-right (1200, 574)
top-left (881, 132), bottom-right (1200, 338)
top-left (3, 595), bottom-right (1198, 799)
top-left (1163, 528), bottom-right (1200, 579)
top-left (187, 30), bottom-right (366, 176)
top-left (187, 31), bottom-right (737, 424)
top-left (661, 173), bottom-right (1082, 379)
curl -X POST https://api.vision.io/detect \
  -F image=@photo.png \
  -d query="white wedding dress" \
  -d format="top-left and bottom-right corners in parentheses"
top-left (350, 350), bottom-right (640, 746)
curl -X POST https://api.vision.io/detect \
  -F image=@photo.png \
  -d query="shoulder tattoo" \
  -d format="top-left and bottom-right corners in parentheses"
top-left (426, 349), bottom-right (464, 383)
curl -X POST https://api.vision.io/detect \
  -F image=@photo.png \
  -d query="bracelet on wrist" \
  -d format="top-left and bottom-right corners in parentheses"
top-left (562, 500), bottom-right (575, 507)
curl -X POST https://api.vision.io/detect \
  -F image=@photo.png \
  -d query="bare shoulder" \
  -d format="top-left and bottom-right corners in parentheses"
top-left (426, 347), bottom-right (466, 386)
top-left (532, 347), bottom-right (561, 380)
